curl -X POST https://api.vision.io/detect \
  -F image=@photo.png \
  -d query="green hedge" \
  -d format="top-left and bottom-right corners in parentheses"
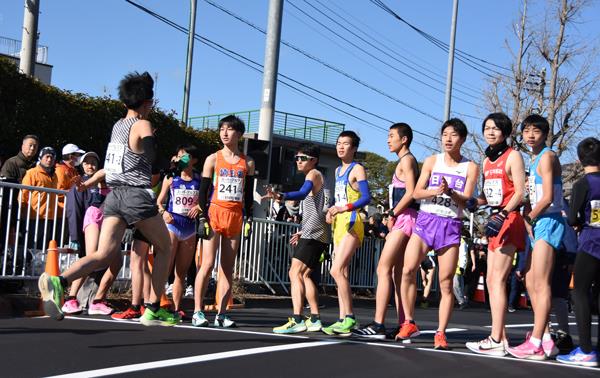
top-left (0, 57), bottom-right (220, 164)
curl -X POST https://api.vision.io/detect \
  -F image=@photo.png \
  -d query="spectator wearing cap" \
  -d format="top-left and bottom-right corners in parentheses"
top-left (0, 135), bottom-right (39, 183)
top-left (56, 143), bottom-right (84, 191)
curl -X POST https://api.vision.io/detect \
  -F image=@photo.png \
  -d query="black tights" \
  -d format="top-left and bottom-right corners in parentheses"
top-left (573, 252), bottom-right (600, 353)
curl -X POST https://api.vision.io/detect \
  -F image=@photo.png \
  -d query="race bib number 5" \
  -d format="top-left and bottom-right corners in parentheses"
top-left (217, 176), bottom-right (243, 202)
top-left (484, 178), bottom-right (503, 207)
top-left (172, 189), bottom-right (199, 215)
top-left (104, 143), bottom-right (125, 174)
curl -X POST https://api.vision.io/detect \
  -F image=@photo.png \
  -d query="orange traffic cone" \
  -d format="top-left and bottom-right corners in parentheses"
top-left (519, 292), bottom-right (528, 308)
top-left (473, 273), bottom-right (486, 303)
top-left (45, 240), bottom-right (60, 276)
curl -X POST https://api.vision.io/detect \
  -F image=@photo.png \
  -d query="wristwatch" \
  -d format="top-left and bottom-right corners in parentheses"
top-left (387, 209), bottom-right (396, 218)
top-left (524, 215), bottom-right (535, 225)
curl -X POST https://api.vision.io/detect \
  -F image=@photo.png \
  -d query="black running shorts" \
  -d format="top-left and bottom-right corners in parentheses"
top-left (103, 186), bottom-right (158, 226)
top-left (293, 238), bottom-right (328, 270)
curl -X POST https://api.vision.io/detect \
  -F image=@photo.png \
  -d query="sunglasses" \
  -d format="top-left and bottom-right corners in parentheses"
top-left (294, 155), bottom-right (314, 162)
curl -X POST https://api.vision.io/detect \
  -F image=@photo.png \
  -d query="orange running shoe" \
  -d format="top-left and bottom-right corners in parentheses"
top-left (111, 306), bottom-right (142, 320)
top-left (434, 331), bottom-right (449, 350)
top-left (395, 320), bottom-right (420, 340)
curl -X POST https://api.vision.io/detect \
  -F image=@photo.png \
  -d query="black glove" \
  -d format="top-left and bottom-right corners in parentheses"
top-left (197, 217), bottom-right (212, 240)
top-left (485, 211), bottom-right (507, 237)
top-left (465, 197), bottom-right (478, 212)
top-left (243, 216), bottom-right (253, 239)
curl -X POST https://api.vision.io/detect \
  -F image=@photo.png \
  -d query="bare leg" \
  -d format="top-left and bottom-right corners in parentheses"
top-left (94, 253), bottom-right (122, 301)
top-left (68, 224), bottom-right (101, 297)
top-left (486, 245), bottom-right (517, 341)
top-left (374, 230), bottom-right (409, 324)
top-left (194, 233), bottom-right (220, 312)
top-left (130, 240), bottom-right (149, 307)
top-left (172, 235), bottom-right (196, 311)
top-left (304, 269), bottom-right (319, 315)
top-left (525, 239), bottom-right (555, 340)
top-left (216, 235), bottom-right (241, 315)
top-left (436, 245), bottom-right (459, 332)
top-left (400, 234), bottom-right (429, 322)
top-left (289, 258), bottom-right (309, 315)
top-left (329, 233), bottom-right (360, 317)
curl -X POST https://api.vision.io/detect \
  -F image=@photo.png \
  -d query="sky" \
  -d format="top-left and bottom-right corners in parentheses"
top-left (2, 0), bottom-right (599, 162)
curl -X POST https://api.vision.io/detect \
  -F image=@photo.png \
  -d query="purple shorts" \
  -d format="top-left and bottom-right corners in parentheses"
top-left (392, 208), bottom-right (418, 237)
top-left (83, 206), bottom-right (104, 231)
top-left (413, 211), bottom-right (461, 252)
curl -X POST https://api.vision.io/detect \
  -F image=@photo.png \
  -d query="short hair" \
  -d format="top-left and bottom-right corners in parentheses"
top-left (482, 112), bottom-right (512, 138)
top-left (176, 144), bottom-right (200, 160)
top-left (218, 115), bottom-right (245, 134)
top-left (118, 71), bottom-right (154, 109)
top-left (521, 114), bottom-right (549, 136)
top-left (22, 134), bottom-right (39, 143)
top-left (390, 122), bottom-right (413, 147)
top-left (441, 118), bottom-right (468, 139)
top-left (297, 142), bottom-right (320, 160)
top-left (337, 130), bottom-right (360, 148)
top-left (577, 137), bottom-right (600, 167)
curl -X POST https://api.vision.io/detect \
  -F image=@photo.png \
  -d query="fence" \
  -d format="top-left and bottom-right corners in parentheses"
top-left (0, 36), bottom-right (49, 64)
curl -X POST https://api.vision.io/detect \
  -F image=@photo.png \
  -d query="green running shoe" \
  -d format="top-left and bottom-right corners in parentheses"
top-left (305, 318), bottom-right (322, 332)
top-left (332, 317), bottom-right (357, 336)
top-left (322, 321), bottom-right (343, 336)
top-left (38, 272), bottom-right (64, 320)
top-left (273, 318), bottom-right (307, 334)
top-left (140, 307), bottom-right (180, 326)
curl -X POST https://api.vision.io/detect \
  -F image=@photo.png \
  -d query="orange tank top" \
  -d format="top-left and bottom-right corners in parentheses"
top-left (211, 150), bottom-right (247, 211)
top-left (483, 147), bottom-right (515, 208)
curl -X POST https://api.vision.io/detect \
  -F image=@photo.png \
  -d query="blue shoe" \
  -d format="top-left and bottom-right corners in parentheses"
top-left (556, 347), bottom-right (598, 367)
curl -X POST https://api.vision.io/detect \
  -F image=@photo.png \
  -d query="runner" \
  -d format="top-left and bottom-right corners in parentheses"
top-left (557, 137), bottom-right (600, 367)
top-left (267, 143), bottom-right (331, 334)
top-left (465, 112), bottom-right (526, 356)
top-left (352, 123), bottom-right (418, 339)
top-left (38, 71), bottom-right (179, 326)
top-left (507, 114), bottom-right (565, 360)
top-left (156, 144), bottom-right (200, 317)
top-left (192, 115), bottom-right (255, 328)
top-left (322, 130), bottom-right (371, 336)
top-left (396, 118), bottom-right (479, 350)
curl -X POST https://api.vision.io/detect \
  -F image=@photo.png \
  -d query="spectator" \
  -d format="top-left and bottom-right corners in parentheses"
top-left (56, 143), bottom-right (84, 191)
top-left (0, 135), bottom-right (39, 183)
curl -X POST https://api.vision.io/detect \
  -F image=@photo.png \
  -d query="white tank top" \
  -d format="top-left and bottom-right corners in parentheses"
top-left (419, 153), bottom-right (470, 219)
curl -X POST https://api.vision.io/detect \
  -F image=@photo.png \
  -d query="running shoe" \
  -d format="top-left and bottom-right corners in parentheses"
top-left (111, 307), bottom-right (142, 320)
top-left (273, 318), bottom-right (307, 334)
top-left (322, 321), bottom-right (343, 336)
top-left (140, 307), bottom-right (180, 326)
top-left (395, 320), bottom-right (420, 340)
top-left (465, 336), bottom-right (507, 356)
top-left (506, 340), bottom-right (545, 360)
top-left (351, 323), bottom-right (386, 340)
top-left (542, 336), bottom-right (559, 358)
top-left (38, 272), bottom-right (64, 321)
top-left (192, 311), bottom-right (209, 327)
top-left (61, 299), bottom-right (82, 315)
top-left (184, 285), bottom-right (194, 298)
top-left (332, 317), bottom-right (357, 336)
top-left (175, 309), bottom-right (186, 321)
top-left (434, 331), bottom-right (449, 350)
top-left (88, 301), bottom-right (114, 315)
top-left (305, 318), bottom-right (322, 332)
top-left (556, 347), bottom-right (598, 367)
top-left (214, 315), bottom-right (236, 328)
top-left (554, 331), bottom-right (575, 355)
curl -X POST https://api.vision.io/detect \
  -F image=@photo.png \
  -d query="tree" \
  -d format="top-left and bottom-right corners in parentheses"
top-left (360, 152), bottom-right (395, 208)
top-left (481, 0), bottom-right (600, 157)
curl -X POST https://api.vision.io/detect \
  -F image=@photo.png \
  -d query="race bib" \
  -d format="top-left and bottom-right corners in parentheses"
top-left (104, 143), bottom-right (125, 174)
top-left (217, 176), bottom-right (243, 202)
top-left (484, 178), bottom-right (503, 207)
top-left (422, 194), bottom-right (459, 218)
top-left (527, 175), bottom-right (538, 207)
top-left (172, 189), bottom-right (199, 215)
top-left (590, 200), bottom-right (600, 228)
top-left (334, 181), bottom-right (348, 206)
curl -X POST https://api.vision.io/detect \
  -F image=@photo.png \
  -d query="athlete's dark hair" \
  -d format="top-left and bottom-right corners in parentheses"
top-left (218, 115), bottom-right (245, 134)
top-left (577, 137), bottom-right (600, 167)
top-left (482, 112), bottom-right (512, 138)
top-left (337, 130), bottom-right (360, 148)
top-left (520, 114), bottom-right (550, 136)
top-left (23, 134), bottom-right (39, 143)
top-left (297, 142), bottom-right (321, 160)
top-left (390, 122), bottom-right (413, 147)
top-left (176, 144), bottom-right (200, 161)
top-left (441, 118), bottom-right (468, 139)
top-left (118, 71), bottom-right (154, 109)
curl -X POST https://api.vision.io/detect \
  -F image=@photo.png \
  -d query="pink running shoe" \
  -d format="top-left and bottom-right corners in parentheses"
top-left (542, 337), bottom-right (559, 358)
top-left (88, 301), bottom-right (114, 315)
top-left (507, 340), bottom-right (545, 360)
top-left (61, 299), bottom-right (82, 315)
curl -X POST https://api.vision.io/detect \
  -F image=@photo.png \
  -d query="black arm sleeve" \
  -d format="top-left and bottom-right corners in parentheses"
top-left (141, 136), bottom-right (157, 164)
top-left (244, 175), bottom-right (255, 216)
top-left (198, 176), bottom-right (211, 214)
top-left (568, 177), bottom-right (589, 227)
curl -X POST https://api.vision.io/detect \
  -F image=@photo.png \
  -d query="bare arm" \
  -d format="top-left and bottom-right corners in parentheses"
top-left (412, 156), bottom-right (440, 200)
top-left (502, 150), bottom-right (525, 213)
top-left (305, 169), bottom-right (323, 194)
top-left (392, 155), bottom-right (418, 215)
top-left (528, 152), bottom-right (556, 220)
top-left (156, 176), bottom-right (173, 212)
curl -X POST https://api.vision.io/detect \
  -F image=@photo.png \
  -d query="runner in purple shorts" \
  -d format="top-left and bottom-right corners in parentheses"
top-left (352, 123), bottom-right (419, 339)
top-left (396, 119), bottom-right (479, 350)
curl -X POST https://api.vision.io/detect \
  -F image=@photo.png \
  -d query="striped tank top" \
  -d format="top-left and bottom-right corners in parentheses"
top-left (300, 173), bottom-right (331, 243)
top-left (104, 117), bottom-right (152, 188)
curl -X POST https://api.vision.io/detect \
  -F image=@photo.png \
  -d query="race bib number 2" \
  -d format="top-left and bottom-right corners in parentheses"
top-left (217, 176), bottom-right (243, 202)
top-left (104, 143), bottom-right (125, 174)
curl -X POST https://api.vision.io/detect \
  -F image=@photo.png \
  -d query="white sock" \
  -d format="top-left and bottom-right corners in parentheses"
top-left (542, 333), bottom-right (552, 342)
top-left (529, 336), bottom-right (542, 348)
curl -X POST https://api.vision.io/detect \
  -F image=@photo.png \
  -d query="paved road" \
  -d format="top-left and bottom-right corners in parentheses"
top-left (0, 301), bottom-right (597, 377)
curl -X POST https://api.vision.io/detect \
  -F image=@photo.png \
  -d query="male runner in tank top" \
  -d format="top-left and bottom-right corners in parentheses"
top-left (465, 113), bottom-right (526, 356)
top-left (38, 72), bottom-right (180, 326)
top-left (192, 115), bottom-right (255, 328)
top-left (266, 143), bottom-right (331, 334)
top-left (352, 123), bottom-right (419, 339)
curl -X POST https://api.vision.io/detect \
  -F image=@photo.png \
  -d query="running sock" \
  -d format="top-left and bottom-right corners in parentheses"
top-left (217, 313), bottom-right (225, 320)
top-left (65, 296), bottom-right (76, 301)
top-left (145, 302), bottom-right (159, 312)
top-left (310, 314), bottom-right (320, 322)
top-left (293, 315), bottom-right (303, 323)
top-left (131, 305), bottom-right (141, 311)
top-left (372, 321), bottom-right (384, 329)
top-left (529, 336), bottom-right (542, 348)
top-left (542, 333), bottom-right (552, 342)
top-left (490, 336), bottom-right (501, 344)
top-left (346, 314), bottom-right (355, 320)
top-left (92, 299), bottom-right (104, 305)
top-left (59, 276), bottom-right (68, 288)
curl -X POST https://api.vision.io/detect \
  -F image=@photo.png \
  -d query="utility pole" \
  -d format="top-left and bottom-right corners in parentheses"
top-left (181, 0), bottom-right (198, 125)
top-left (258, 0), bottom-right (284, 182)
top-left (443, 0), bottom-right (459, 121)
top-left (19, 0), bottom-right (40, 77)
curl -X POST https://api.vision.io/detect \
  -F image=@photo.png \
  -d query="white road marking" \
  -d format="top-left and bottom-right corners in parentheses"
top-left (420, 328), bottom-right (466, 334)
top-left (489, 322), bottom-right (598, 329)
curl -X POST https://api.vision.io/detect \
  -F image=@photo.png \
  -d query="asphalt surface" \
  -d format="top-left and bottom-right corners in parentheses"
top-left (0, 300), bottom-right (598, 377)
